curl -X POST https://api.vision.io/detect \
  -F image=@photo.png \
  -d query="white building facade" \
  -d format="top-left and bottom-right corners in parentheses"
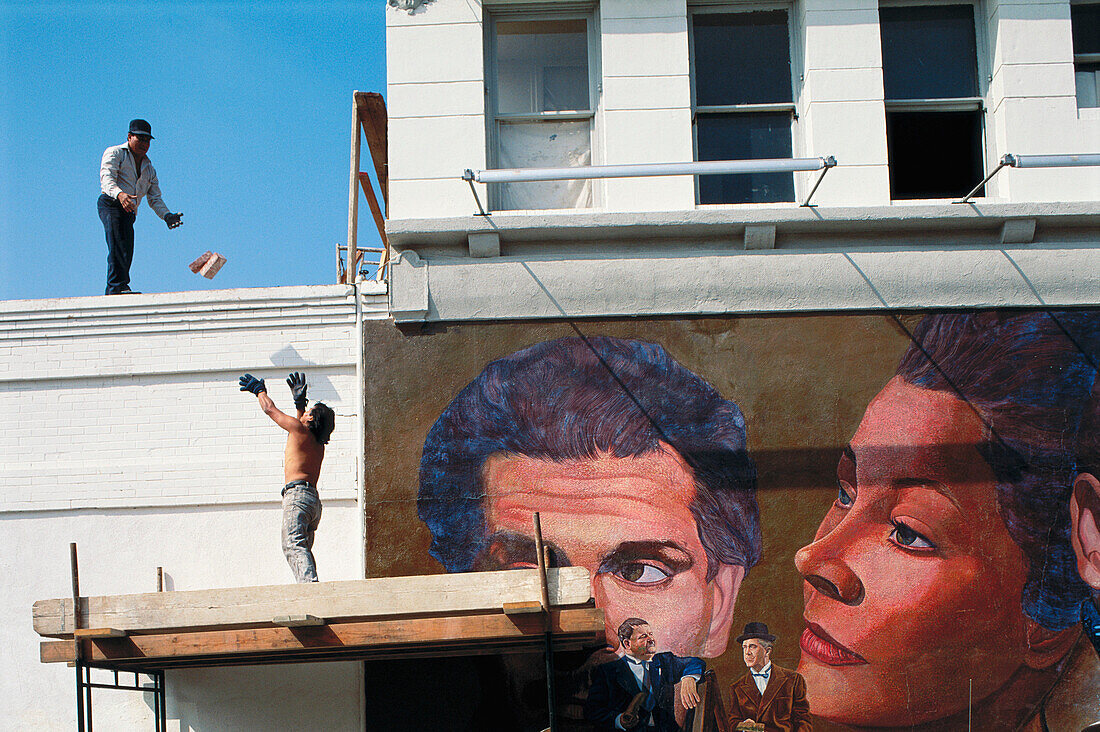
top-left (385, 0), bottom-right (1099, 323)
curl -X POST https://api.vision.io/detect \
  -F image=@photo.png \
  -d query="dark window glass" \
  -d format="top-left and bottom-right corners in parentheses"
top-left (697, 113), bottom-right (795, 203)
top-left (880, 5), bottom-right (979, 99)
top-left (1072, 4), bottom-right (1100, 55)
top-left (886, 110), bottom-right (983, 199)
top-left (693, 11), bottom-right (792, 105)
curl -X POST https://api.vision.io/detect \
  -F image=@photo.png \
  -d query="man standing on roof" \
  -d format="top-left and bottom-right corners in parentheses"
top-left (99, 119), bottom-right (183, 295)
top-left (239, 372), bottom-right (336, 583)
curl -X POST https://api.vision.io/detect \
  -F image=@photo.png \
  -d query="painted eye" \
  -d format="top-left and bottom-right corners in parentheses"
top-left (890, 521), bottom-right (936, 550)
top-left (617, 563), bottom-right (671, 585)
top-left (836, 483), bottom-right (854, 507)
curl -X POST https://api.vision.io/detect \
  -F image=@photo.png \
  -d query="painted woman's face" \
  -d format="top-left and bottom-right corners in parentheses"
top-left (794, 377), bottom-right (1032, 727)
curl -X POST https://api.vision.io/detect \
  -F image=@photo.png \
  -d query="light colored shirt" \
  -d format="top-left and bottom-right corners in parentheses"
top-left (624, 655), bottom-right (651, 691)
top-left (100, 143), bottom-right (170, 219)
top-left (750, 662), bottom-right (772, 695)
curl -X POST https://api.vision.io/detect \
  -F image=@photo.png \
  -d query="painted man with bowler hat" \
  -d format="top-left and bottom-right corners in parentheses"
top-left (728, 622), bottom-right (812, 732)
top-left (99, 119), bottom-right (183, 294)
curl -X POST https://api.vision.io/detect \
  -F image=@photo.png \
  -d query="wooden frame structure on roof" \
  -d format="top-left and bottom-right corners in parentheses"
top-left (344, 90), bottom-right (390, 284)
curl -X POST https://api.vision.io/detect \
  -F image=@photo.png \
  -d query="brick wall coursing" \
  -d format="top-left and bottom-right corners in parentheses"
top-left (1, 286), bottom-right (377, 513)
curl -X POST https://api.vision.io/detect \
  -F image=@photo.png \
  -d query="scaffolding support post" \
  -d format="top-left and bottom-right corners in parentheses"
top-left (346, 93), bottom-right (363, 284)
top-left (533, 513), bottom-right (557, 732)
top-left (71, 542), bottom-right (85, 732)
top-left (68, 544), bottom-right (168, 731)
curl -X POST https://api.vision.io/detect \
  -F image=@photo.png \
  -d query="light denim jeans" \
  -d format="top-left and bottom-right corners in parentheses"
top-left (282, 481), bottom-right (322, 583)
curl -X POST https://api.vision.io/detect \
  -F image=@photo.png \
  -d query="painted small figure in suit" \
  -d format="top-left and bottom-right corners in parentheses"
top-left (585, 617), bottom-right (704, 731)
top-left (728, 622), bottom-right (812, 732)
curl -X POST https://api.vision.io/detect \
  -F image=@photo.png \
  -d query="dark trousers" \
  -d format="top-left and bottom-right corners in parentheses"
top-left (98, 193), bottom-right (137, 294)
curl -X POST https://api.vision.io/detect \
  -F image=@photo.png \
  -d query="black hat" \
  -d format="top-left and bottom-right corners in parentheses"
top-left (736, 622), bottom-right (776, 644)
top-left (128, 119), bottom-right (154, 139)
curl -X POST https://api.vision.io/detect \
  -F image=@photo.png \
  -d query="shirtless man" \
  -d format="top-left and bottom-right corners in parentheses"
top-left (239, 372), bottom-right (335, 583)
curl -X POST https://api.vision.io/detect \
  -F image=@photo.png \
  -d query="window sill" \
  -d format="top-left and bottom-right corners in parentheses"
top-left (694, 201), bottom-right (803, 210)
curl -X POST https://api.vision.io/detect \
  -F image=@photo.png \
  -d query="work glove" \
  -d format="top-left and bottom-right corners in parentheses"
top-left (287, 372), bottom-right (308, 411)
top-left (165, 212), bottom-right (183, 229)
top-left (239, 373), bottom-right (266, 395)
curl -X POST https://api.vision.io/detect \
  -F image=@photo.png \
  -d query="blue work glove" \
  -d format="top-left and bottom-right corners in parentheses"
top-left (239, 373), bottom-right (266, 395)
top-left (165, 212), bottom-right (183, 229)
top-left (287, 372), bottom-right (308, 411)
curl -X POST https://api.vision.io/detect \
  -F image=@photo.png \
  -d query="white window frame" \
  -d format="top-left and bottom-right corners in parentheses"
top-left (878, 0), bottom-right (991, 199)
top-left (483, 10), bottom-right (601, 211)
top-left (688, 2), bottom-right (803, 205)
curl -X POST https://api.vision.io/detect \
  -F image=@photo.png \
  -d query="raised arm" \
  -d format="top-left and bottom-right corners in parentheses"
top-left (240, 373), bottom-right (305, 433)
top-left (287, 372), bottom-right (308, 416)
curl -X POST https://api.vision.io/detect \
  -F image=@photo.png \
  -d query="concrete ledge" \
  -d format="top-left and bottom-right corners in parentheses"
top-left (390, 246), bottom-right (1100, 323)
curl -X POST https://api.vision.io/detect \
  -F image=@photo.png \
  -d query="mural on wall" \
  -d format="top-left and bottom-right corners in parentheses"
top-left (361, 309), bottom-right (1100, 731)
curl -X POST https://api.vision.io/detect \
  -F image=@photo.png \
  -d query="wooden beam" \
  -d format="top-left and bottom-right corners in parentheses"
top-left (358, 172), bottom-right (389, 275)
top-left (346, 93), bottom-right (362, 284)
top-left (355, 91), bottom-right (388, 208)
top-left (40, 608), bottom-right (605, 668)
top-left (34, 567), bottom-right (592, 638)
top-left (74, 628), bottom-right (126, 639)
top-left (502, 601), bottom-right (543, 616)
top-left (51, 635), bottom-right (602, 672)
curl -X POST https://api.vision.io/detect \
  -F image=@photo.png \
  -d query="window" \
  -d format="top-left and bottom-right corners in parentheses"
top-left (690, 9), bottom-right (797, 204)
top-left (1072, 4), bottom-right (1100, 108)
top-left (487, 16), bottom-right (595, 211)
top-left (880, 4), bottom-right (985, 199)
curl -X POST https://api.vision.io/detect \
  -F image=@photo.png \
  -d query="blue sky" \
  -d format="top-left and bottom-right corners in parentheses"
top-left (0, 1), bottom-right (387, 301)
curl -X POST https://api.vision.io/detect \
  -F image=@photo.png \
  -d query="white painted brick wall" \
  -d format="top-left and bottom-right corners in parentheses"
top-left (0, 286), bottom-right (376, 513)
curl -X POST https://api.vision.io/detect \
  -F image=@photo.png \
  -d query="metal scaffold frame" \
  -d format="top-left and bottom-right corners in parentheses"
top-left (70, 543), bottom-right (167, 732)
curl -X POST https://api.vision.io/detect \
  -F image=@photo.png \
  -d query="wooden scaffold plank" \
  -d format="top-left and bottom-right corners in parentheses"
top-left (34, 567), bottom-right (592, 638)
top-left (40, 608), bottom-right (606, 669)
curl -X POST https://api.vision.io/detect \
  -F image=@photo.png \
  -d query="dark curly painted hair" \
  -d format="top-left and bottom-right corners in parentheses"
top-left (417, 336), bottom-right (761, 581)
top-left (897, 310), bottom-right (1100, 630)
top-left (308, 402), bottom-right (335, 445)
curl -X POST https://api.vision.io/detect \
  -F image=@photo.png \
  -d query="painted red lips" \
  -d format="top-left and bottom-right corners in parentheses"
top-left (800, 622), bottom-right (867, 666)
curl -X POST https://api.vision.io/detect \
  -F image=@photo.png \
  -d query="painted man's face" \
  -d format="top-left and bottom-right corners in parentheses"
top-left (794, 377), bottom-right (1035, 727)
top-left (742, 639), bottom-right (770, 671)
top-left (624, 624), bottom-right (657, 661)
top-left (479, 444), bottom-right (743, 657)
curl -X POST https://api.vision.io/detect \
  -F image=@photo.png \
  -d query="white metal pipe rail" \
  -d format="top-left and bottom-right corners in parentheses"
top-left (461, 156), bottom-right (837, 214)
top-left (956, 153), bottom-right (1100, 203)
